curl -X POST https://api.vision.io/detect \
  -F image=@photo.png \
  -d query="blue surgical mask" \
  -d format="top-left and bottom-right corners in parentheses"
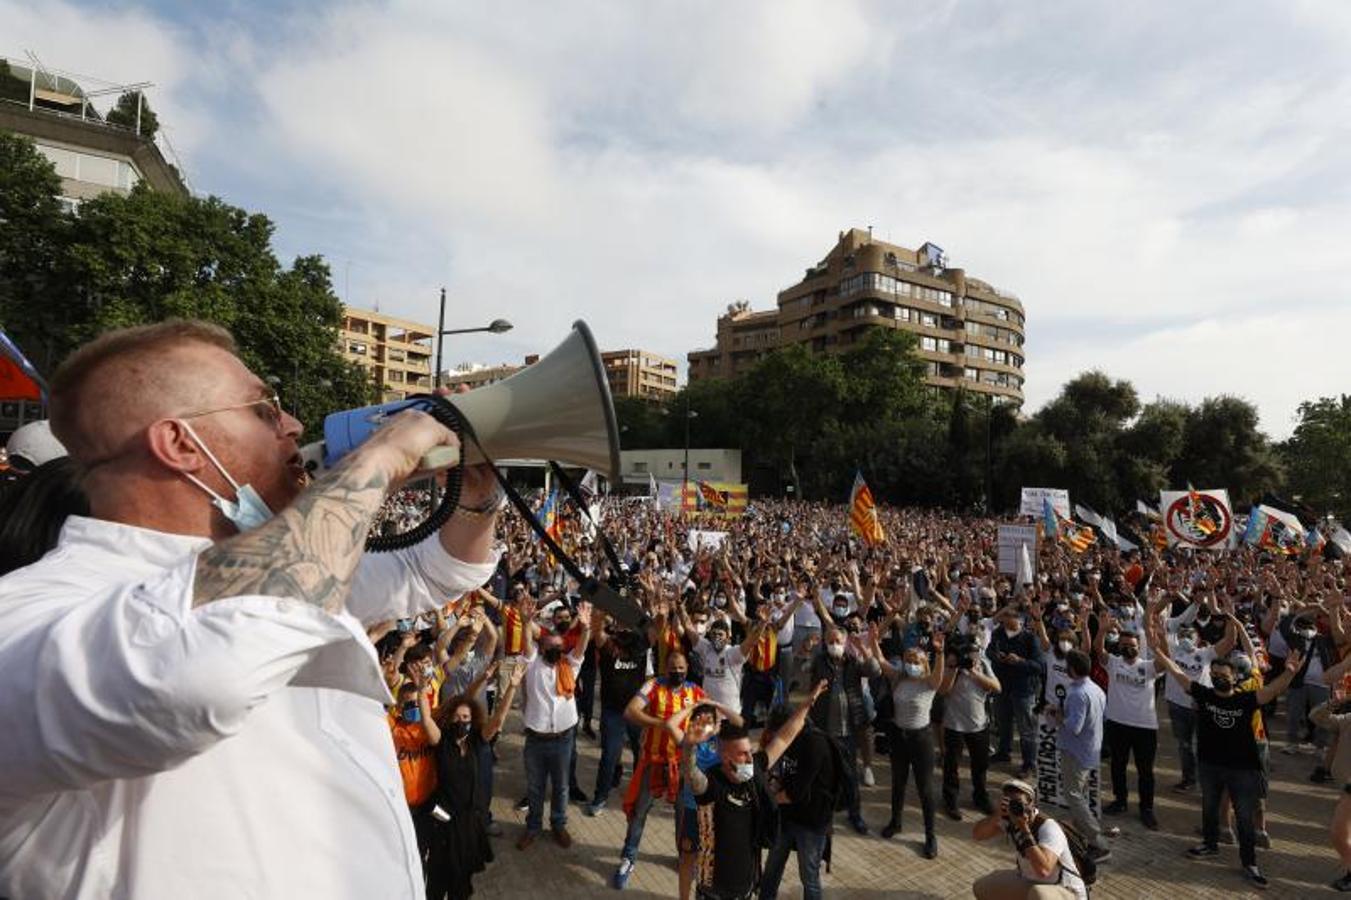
top-left (179, 421), bottom-right (274, 533)
top-left (904, 663), bottom-right (924, 678)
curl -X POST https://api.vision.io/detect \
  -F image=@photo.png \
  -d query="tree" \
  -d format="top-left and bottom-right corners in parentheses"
top-left (737, 344), bottom-right (844, 498)
top-left (1281, 395), bottom-right (1351, 520)
top-left (105, 90), bottom-right (159, 140)
top-left (1031, 371), bottom-right (1139, 512)
top-left (1172, 396), bottom-right (1282, 501)
top-left (612, 395), bottom-right (668, 450)
top-left (0, 136), bottom-right (374, 435)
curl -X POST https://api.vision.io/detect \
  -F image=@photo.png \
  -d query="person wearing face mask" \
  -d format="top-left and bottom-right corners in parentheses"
top-left (938, 634), bottom-right (1001, 822)
top-left (423, 674), bottom-right (522, 900)
top-left (517, 603), bottom-right (593, 852)
top-left (613, 654), bottom-right (708, 889)
top-left (1278, 612), bottom-right (1338, 775)
top-left (1156, 646), bottom-right (1305, 890)
top-left (875, 635), bottom-right (946, 857)
top-left (692, 617), bottom-right (766, 715)
top-left (586, 613), bottom-right (652, 817)
top-left (1093, 620), bottom-right (1165, 830)
top-left (687, 686), bottom-right (824, 900)
top-left (807, 626), bottom-right (881, 835)
top-left (986, 611), bottom-right (1044, 778)
top-left (0, 321), bottom-right (504, 899)
top-left (1048, 650), bottom-right (1111, 864)
top-left (1160, 615), bottom-right (1236, 793)
top-left (389, 682), bottom-right (441, 886)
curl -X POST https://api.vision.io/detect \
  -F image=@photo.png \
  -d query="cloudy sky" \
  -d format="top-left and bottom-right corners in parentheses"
top-left (6, 0), bottom-right (1349, 435)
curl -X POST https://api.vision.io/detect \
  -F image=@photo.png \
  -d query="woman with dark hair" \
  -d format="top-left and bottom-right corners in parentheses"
top-left (424, 664), bottom-right (524, 899)
top-left (0, 457), bottom-right (88, 576)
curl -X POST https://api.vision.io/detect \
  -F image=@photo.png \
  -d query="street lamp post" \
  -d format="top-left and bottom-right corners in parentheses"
top-left (433, 287), bottom-right (514, 387)
top-left (683, 395), bottom-right (698, 509)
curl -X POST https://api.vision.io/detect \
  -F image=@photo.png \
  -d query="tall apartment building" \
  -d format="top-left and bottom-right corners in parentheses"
top-left (339, 307), bottom-right (434, 403)
top-left (687, 228), bottom-right (1026, 405)
top-left (600, 349), bottom-right (679, 402)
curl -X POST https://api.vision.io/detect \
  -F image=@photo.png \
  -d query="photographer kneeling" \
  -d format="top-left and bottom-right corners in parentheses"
top-left (971, 779), bottom-right (1088, 900)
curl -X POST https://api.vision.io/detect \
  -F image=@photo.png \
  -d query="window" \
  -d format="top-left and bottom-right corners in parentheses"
top-left (348, 341), bottom-right (367, 355)
top-left (633, 462), bottom-right (648, 473)
top-left (920, 313), bottom-right (938, 328)
top-left (935, 339), bottom-right (951, 353)
top-left (697, 462), bottom-right (712, 470)
top-left (965, 367), bottom-right (979, 380)
top-left (921, 337), bottom-right (937, 352)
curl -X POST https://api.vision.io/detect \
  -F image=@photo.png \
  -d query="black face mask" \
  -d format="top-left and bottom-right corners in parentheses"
top-left (452, 721), bottom-right (473, 741)
top-left (1121, 646), bottom-right (1139, 661)
top-left (667, 671), bottom-right (687, 687)
top-left (1212, 676), bottom-right (1233, 693)
top-left (542, 646), bottom-right (563, 665)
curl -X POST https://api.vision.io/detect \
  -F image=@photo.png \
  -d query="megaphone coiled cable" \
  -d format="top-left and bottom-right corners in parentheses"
top-left (364, 394), bottom-right (465, 553)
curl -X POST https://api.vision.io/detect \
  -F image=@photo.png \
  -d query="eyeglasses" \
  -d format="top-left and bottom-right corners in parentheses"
top-left (181, 394), bottom-right (286, 434)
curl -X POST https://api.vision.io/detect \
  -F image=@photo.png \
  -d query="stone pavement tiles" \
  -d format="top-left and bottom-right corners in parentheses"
top-left (472, 712), bottom-right (1341, 899)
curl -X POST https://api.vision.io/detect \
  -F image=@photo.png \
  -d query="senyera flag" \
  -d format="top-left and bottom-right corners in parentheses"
top-left (849, 472), bottom-right (886, 546)
top-left (680, 481), bottom-right (747, 517)
top-left (0, 331), bottom-right (47, 402)
top-left (1044, 497), bottom-right (1094, 553)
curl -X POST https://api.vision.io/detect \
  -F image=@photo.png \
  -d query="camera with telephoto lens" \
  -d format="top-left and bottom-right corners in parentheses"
top-left (1007, 797), bottom-right (1026, 818)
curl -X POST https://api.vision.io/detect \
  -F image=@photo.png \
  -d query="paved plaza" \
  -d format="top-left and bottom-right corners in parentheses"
top-left (474, 705), bottom-right (1342, 899)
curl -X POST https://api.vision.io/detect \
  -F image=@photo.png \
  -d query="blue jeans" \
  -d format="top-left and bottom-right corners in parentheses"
top-left (593, 705), bottom-right (640, 803)
top-left (621, 764), bottom-right (657, 861)
top-left (477, 736), bottom-right (495, 822)
top-left (1199, 762), bottom-right (1261, 868)
top-left (759, 819), bottom-right (828, 900)
top-left (994, 692), bottom-right (1037, 769)
top-left (524, 729), bottom-right (573, 833)
top-left (1286, 681), bottom-right (1330, 747)
top-left (1168, 701), bottom-right (1198, 784)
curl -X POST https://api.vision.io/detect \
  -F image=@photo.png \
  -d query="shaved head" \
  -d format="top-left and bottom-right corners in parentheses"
top-left (51, 320), bottom-right (239, 466)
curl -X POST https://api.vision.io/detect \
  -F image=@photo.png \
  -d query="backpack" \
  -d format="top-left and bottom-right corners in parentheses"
top-left (1033, 814), bottom-right (1097, 889)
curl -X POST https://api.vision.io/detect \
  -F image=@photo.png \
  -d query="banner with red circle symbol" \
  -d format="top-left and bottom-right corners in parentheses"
top-left (1160, 489), bottom-right (1234, 549)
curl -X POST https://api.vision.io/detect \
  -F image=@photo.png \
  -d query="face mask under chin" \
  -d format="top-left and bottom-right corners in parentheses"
top-left (178, 421), bottom-right (275, 533)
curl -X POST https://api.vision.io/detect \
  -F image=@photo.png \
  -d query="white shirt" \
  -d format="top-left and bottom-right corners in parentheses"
top-left (1164, 640), bottom-right (1215, 709)
top-left (691, 637), bottom-right (745, 711)
top-left (0, 515), bottom-right (496, 900)
top-left (1104, 654), bottom-right (1163, 729)
top-left (520, 645), bottom-right (584, 734)
top-left (1043, 651), bottom-right (1074, 710)
top-left (1013, 817), bottom-right (1087, 900)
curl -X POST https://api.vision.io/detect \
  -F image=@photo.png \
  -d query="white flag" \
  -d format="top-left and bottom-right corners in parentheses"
top-left (648, 472), bottom-right (657, 497)
top-left (1332, 525), bottom-right (1351, 556)
top-left (1017, 542), bottom-right (1034, 586)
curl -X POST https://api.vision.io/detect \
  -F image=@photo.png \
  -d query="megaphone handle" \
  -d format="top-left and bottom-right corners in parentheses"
top-left (420, 445), bottom-right (461, 471)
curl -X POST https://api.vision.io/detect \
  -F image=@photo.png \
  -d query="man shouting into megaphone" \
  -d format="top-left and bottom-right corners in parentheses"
top-left (0, 320), bottom-right (503, 900)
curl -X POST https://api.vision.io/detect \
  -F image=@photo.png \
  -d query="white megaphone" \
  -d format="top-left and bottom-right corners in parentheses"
top-left (302, 320), bottom-right (621, 481)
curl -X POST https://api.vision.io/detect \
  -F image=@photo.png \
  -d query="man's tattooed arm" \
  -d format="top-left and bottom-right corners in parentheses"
top-left (192, 457), bottom-right (390, 613)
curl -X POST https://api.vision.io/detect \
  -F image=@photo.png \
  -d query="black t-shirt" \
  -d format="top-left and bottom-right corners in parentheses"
top-left (772, 729), bottom-right (835, 829)
top-left (599, 633), bottom-right (650, 710)
top-left (695, 751), bottom-right (767, 898)
top-left (1190, 683), bottom-right (1260, 769)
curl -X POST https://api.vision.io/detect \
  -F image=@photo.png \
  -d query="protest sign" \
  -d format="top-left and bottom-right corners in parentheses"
top-left (1020, 487), bottom-right (1070, 520)
top-left (998, 524), bottom-right (1038, 579)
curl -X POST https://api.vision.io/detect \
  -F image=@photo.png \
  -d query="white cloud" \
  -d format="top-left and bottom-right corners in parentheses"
top-left (6, 0), bottom-right (1351, 439)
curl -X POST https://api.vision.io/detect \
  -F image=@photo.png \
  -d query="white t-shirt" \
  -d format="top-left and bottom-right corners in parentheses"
top-left (1105, 654), bottom-right (1163, 729)
top-left (691, 637), bottom-right (746, 712)
top-left (1043, 652), bottom-right (1074, 711)
top-left (1014, 817), bottom-right (1088, 900)
top-left (1164, 640), bottom-right (1214, 709)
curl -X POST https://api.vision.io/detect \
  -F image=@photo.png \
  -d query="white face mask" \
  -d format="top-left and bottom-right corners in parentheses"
top-left (903, 662), bottom-right (924, 678)
top-left (732, 761), bottom-right (755, 783)
top-left (1057, 641), bottom-right (1073, 655)
top-left (826, 642), bottom-right (845, 659)
top-left (1004, 627), bottom-right (1019, 639)
top-left (179, 421), bottom-right (274, 533)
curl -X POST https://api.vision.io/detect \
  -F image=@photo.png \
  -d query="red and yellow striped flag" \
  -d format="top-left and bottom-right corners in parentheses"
top-left (849, 472), bottom-right (886, 546)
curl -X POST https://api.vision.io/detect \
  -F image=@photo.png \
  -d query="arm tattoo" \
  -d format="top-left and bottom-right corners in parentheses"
top-left (683, 743), bottom-right (708, 796)
top-left (192, 461), bottom-right (390, 613)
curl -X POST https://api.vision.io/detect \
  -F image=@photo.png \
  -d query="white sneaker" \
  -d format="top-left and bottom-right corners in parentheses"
top-left (862, 766), bottom-right (876, 787)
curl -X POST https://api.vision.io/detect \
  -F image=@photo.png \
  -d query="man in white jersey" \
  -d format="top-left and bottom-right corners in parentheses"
top-left (1094, 622), bottom-right (1165, 830)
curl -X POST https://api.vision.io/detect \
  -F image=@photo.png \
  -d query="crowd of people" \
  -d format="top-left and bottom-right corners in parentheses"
top-left (373, 494), bottom-right (1351, 898)
top-left (2, 392), bottom-right (1349, 897)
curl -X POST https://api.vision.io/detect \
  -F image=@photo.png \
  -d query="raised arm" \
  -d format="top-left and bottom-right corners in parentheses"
top-left (482, 660), bottom-right (524, 741)
top-left (764, 680), bottom-right (829, 768)
top-left (1256, 649), bottom-right (1305, 706)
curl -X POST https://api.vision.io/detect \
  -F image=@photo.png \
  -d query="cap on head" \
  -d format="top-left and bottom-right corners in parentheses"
top-left (6, 420), bottom-right (66, 471)
top-left (1002, 778), bottom-right (1036, 800)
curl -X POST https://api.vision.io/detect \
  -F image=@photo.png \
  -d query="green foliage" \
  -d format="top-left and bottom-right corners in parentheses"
top-left (1171, 396), bottom-right (1282, 502)
top-left (105, 91), bottom-right (159, 140)
top-left (0, 61), bottom-right (32, 105)
top-left (0, 132), bottom-right (373, 434)
top-left (1281, 395), bottom-right (1351, 520)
